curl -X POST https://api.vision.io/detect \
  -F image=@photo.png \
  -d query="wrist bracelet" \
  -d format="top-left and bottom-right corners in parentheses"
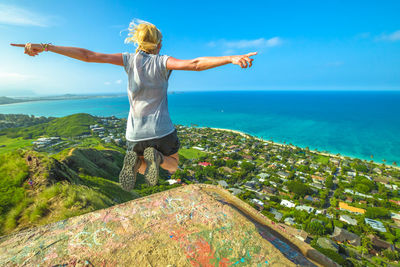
top-left (40, 43), bottom-right (52, 52)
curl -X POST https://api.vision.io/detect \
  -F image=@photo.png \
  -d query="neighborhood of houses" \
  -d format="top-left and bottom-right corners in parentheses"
top-left (170, 125), bottom-right (400, 266)
top-left (26, 115), bottom-right (400, 265)
top-left (31, 116), bottom-right (125, 152)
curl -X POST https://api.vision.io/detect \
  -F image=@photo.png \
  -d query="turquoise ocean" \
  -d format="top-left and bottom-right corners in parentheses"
top-left (0, 91), bottom-right (399, 165)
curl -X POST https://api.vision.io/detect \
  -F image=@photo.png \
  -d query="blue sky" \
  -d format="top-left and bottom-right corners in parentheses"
top-left (0, 0), bottom-right (399, 96)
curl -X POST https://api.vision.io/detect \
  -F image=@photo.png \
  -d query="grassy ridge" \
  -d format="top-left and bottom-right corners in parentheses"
top-left (0, 148), bottom-right (140, 236)
top-left (63, 148), bottom-right (124, 182)
top-left (0, 113), bottom-right (97, 139)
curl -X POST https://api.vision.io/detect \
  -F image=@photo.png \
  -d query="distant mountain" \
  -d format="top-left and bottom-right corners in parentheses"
top-left (0, 94), bottom-right (118, 105)
top-left (0, 96), bottom-right (23, 105)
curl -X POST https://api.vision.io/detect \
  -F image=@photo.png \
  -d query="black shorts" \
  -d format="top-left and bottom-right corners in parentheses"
top-left (126, 129), bottom-right (180, 156)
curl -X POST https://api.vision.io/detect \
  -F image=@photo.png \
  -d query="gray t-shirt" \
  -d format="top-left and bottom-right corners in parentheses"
top-left (122, 50), bottom-right (174, 141)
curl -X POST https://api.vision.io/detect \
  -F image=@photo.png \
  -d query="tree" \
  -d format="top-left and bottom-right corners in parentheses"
top-left (287, 181), bottom-right (312, 198)
top-left (365, 207), bottom-right (390, 219)
top-left (240, 161), bottom-right (255, 173)
top-left (231, 153), bottom-right (242, 160)
top-left (305, 221), bottom-right (326, 235)
top-left (383, 249), bottom-right (400, 261)
top-left (325, 176), bottom-right (334, 189)
top-left (226, 160), bottom-right (236, 168)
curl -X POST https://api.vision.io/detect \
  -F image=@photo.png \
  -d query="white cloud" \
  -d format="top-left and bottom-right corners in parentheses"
top-left (115, 79), bottom-right (122, 84)
top-left (0, 4), bottom-right (52, 27)
top-left (104, 81), bottom-right (111, 85)
top-left (376, 30), bottom-right (400, 42)
top-left (210, 37), bottom-right (283, 49)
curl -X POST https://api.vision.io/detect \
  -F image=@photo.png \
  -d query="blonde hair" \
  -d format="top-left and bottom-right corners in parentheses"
top-left (124, 19), bottom-right (162, 54)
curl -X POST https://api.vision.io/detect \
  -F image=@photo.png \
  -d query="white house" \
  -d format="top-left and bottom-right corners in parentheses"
top-left (296, 205), bottom-right (314, 213)
top-left (365, 218), bottom-right (386, 232)
top-left (228, 188), bottom-right (243, 195)
top-left (280, 200), bottom-right (296, 208)
top-left (251, 198), bottom-right (264, 206)
top-left (167, 179), bottom-right (178, 185)
top-left (340, 215), bottom-right (358, 226)
top-left (217, 180), bottom-right (229, 188)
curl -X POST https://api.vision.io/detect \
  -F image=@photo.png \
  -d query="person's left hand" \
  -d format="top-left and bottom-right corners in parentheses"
top-left (10, 43), bottom-right (43, 56)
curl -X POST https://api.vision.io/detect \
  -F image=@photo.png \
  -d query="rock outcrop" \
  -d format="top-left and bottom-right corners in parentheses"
top-left (0, 184), bottom-right (336, 266)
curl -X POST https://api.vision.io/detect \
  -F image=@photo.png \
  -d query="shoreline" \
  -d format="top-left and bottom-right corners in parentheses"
top-left (206, 127), bottom-right (399, 170)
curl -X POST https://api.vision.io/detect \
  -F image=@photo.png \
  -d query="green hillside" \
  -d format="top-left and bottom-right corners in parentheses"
top-left (0, 113), bottom-right (97, 139)
top-left (0, 148), bottom-right (140, 235)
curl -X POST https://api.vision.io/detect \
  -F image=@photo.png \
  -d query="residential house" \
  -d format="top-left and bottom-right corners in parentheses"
top-left (277, 171), bottom-right (290, 179)
top-left (251, 198), bottom-right (264, 207)
top-left (373, 167), bottom-right (382, 175)
top-left (296, 205), bottom-right (314, 214)
top-left (304, 195), bottom-right (320, 203)
top-left (269, 181), bottom-right (278, 187)
top-left (391, 213), bottom-right (400, 226)
top-left (258, 173), bottom-right (269, 179)
top-left (330, 158), bottom-right (340, 166)
top-left (389, 199), bottom-right (400, 206)
top-left (280, 200), bottom-right (296, 208)
top-left (311, 175), bottom-right (325, 184)
top-left (339, 202), bottom-right (366, 215)
top-left (310, 163), bottom-right (320, 169)
top-left (221, 167), bottom-right (233, 174)
top-left (167, 179), bottom-right (178, 185)
top-left (198, 162), bottom-right (212, 167)
top-left (369, 235), bottom-right (395, 251)
top-left (347, 171), bottom-right (357, 177)
top-left (270, 208), bottom-right (283, 221)
top-left (243, 155), bottom-right (253, 161)
top-left (331, 227), bottom-right (361, 246)
top-left (229, 188), bottom-right (243, 196)
top-left (365, 218), bottom-right (386, 232)
top-left (217, 180), bottom-right (229, 188)
top-left (262, 186), bottom-right (277, 195)
top-left (310, 183), bottom-right (324, 190)
top-left (340, 215), bottom-right (358, 226)
top-left (315, 209), bottom-right (326, 215)
top-left (284, 217), bottom-right (296, 226)
top-left (244, 181), bottom-right (258, 190)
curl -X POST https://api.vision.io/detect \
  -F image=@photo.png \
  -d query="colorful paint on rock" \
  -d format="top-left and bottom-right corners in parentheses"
top-left (0, 185), bottom-right (317, 266)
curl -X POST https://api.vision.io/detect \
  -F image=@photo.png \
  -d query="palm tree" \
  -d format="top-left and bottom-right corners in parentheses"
top-left (393, 161), bottom-right (397, 166)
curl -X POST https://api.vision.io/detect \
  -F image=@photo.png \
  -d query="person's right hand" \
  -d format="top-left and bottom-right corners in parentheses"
top-left (230, 52), bottom-right (257, 68)
top-left (10, 43), bottom-right (44, 56)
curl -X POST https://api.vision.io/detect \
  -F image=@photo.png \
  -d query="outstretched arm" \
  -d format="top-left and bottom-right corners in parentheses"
top-left (10, 43), bottom-right (123, 66)
top-left (166, 52), bottom-right (257, 71)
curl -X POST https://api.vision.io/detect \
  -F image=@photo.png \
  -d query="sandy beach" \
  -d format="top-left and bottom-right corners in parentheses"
top-left (206, 127), bottom-right (399, 170)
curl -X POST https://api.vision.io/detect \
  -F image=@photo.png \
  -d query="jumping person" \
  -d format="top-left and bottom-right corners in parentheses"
top-left (11, 19), bottom-right (257, 191)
